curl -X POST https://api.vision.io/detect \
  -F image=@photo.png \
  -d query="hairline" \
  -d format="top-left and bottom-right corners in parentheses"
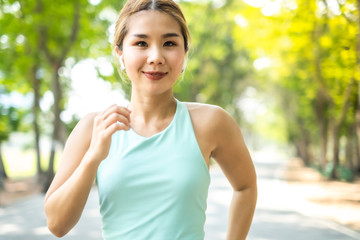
top-left (129, 32), bottom-right (181, 38)
top-left (116, 8), bottom-right (189, 52)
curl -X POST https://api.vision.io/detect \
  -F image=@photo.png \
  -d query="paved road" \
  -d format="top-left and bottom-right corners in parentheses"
top-left (248, 150), bottom-right (360, 240)
top-left (1, 149), bottom-right (360, 240)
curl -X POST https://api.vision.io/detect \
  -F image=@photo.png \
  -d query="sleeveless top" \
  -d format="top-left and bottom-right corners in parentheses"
top-left (96, 100), bottom-right (211, 240)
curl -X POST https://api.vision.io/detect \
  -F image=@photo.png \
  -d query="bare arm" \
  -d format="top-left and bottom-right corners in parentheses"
top-left (211, 107), bottom-right (257, 240)
top-left (44, 105), bottom-right (131, 237)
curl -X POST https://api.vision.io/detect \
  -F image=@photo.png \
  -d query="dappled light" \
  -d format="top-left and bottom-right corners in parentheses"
top-left (1, 0), bottom-right (360, 239)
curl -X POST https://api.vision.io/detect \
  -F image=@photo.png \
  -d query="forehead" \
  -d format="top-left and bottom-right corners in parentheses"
top-left (126, 10), bottom-right (182, 36)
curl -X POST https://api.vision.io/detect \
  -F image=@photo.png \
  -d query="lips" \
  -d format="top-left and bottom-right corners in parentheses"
top-left (143, 71), bottom-right (168, 80)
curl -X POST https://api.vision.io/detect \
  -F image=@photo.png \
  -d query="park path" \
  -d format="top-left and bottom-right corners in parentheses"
top-left (1, 149), bottom-right (360, 240)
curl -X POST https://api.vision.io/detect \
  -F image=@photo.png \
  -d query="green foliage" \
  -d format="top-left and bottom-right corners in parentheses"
top-left (323, 163), bottom-right (354, 182)
top-left (0, 103), bottom-right (23, 142)
top-left (1, 0), bottom-right (360, 181)
top-left (175, 0), bottom-right (253, 120)
top-left (236, 0), bottom-right (360, 179)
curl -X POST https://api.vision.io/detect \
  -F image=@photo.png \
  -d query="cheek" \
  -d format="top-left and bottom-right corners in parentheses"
top-left (169, 52), bottom-right (185, 70)
top-left (123, 51), bottom-right (144, 69)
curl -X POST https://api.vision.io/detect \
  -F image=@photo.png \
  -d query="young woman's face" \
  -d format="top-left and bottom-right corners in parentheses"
top-left (120, 10), bottom-right (186, 96)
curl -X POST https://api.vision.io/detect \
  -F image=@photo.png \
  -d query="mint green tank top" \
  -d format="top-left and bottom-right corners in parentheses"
top-left (96, 100), bottom-right (210, 240)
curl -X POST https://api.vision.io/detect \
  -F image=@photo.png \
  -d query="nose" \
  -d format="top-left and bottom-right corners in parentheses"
top-left (147, 46), bottom-right (165, 65)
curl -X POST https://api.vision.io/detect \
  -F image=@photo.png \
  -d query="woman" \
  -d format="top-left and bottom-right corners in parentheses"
top-left (44, 0), bottom-right (257, 239)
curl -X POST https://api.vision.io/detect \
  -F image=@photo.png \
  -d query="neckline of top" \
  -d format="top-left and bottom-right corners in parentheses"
top-left (128, 99), bottom-right (180, 140)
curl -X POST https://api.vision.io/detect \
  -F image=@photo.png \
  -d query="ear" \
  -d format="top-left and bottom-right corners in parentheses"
top-left (114, 46), bottom-right (122, 57)
top-left (119, 55), bottom-right (125, 71)
top-left (182, 56), bottom-right (188, 73)
top-left (114, 46), bottom-right (126, 71)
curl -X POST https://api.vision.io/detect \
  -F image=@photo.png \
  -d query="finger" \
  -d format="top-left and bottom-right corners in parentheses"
top-left (102, 105), bottom-right (131, 121)
top-left (103, 121), bottom-right (130, 139)
top-left (104, 113), bottom-right (130, 128)
top-left (98, 104), bottom-right (118, 118)
top-left (94, 104), bottom-right (118, 126)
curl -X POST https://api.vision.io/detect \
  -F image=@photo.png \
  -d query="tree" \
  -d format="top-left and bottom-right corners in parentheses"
top-left (175, 0), bottom-right (253, 121)
top-left (1, 0), bottom-right (48, 182)
top-left (0, 0), bottom-right (126, 191)
top-left (0, 103), bottom-right (23, 186)
top-left (235, 0), bottom-right (360, 180)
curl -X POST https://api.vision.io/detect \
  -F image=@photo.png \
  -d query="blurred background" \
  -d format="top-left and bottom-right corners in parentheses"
top-left (0, 0), bottom-right (360, 239)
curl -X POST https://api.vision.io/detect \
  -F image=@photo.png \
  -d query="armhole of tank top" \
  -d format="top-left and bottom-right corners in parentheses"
top-left (183, 103), bottom-right (210, 172)
top-left (95, 130), bottom-right (120, 185)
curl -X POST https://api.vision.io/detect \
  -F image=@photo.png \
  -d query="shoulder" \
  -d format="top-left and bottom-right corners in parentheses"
top-left (185, 102), bottom-right (227, 120)
top-left (184, 102), bottom-right (241, 151)
top-left (64, 112), bottom-right (98, 147)
top-left (79, 112), bottom-right (98, 125)
top-left (73, 112), bottom-right (98, 136)
top-left (184, 101), bottom-right (248, 163)
top-left (185, 102), bottom-right (237, 133)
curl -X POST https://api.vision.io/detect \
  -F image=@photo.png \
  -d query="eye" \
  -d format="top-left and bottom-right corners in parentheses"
top-left (164, 41), bottom-right (176, 47)
top-left (136, 41), bottom-right (147, 47)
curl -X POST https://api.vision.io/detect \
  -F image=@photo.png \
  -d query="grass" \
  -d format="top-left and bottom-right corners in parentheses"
top-left (3, 147), bottom-right (60, 180)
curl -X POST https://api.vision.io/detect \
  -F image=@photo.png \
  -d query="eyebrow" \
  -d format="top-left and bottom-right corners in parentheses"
top-left (131, 33), bottom-right (180, 38)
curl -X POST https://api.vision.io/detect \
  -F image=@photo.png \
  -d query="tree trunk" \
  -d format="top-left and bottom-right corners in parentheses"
top-left (0, 143), bottom-right (8, 179)
top-left (345, 127), bottom-right (355, 171)
top-left (330, 78), bottom-right (356, 179)
top-left (355, 0), bottom-right (360, 177)
top-left (330, 125), bottom-right (340, 179)
top-left (312, 21), bottom-right (332, 171)
top-left (31, 65), bottom-right (43, 183)
top-left (43, 65), bottom-right (63, 193)
top-left (0, 142), bottom-right (8, 189)
top-left (43, 139), bottom-right (57, 193)
top-left (295, 118), bottom-right (312, 166)
top-left (40, 0), bottom-right (80, 193)
top-left (296, 140), bottom-right (311, 166)
top-left (355, 134), bottom-right (360, 175)
top-left (315, 92), bottom-right (330, 171)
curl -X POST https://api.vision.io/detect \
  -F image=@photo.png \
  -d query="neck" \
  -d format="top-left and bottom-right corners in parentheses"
top-left (129, 91), bottom-right (177, 123)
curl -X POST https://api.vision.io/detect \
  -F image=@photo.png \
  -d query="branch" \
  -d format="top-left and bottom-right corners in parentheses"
top-left (36, 0), bottom-right (56, 64)
top-left (36, 0), bottom-right (80, 66)
top-left (356, 0), bottom-right (360, 68)
top-left (335, 0), bottom-right (352, 22)
top-left (337, 77), bottom-right (356, 128)
top-left (59, 0), bottom-right (80, 64)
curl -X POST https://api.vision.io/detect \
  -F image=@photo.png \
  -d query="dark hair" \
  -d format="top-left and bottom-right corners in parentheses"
top-left (113, 0), bottom-right (190, 52)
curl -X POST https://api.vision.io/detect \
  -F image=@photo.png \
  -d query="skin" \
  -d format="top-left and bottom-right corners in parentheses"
top-left (44, 10), bottom-right (257, 240)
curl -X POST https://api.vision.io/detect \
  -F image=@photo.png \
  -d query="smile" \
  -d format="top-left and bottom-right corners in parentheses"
top-left (143, 71), bottom-right (168, 80)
